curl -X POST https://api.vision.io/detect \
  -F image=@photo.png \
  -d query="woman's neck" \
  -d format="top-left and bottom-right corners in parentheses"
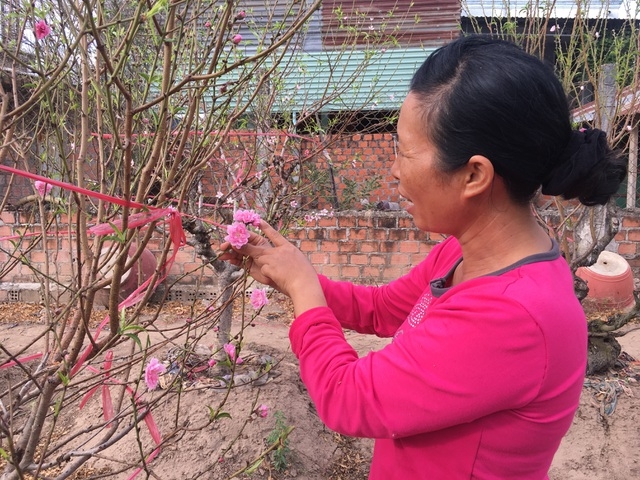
top-left (452, 205), bottom-right (552, 285)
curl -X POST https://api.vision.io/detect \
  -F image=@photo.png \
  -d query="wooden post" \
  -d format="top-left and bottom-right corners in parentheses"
top-left (628, 125), bottom-right (638, 208)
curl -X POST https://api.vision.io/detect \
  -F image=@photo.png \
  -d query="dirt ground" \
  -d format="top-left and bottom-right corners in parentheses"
top-left (1, 297), bottom-right (640, 479)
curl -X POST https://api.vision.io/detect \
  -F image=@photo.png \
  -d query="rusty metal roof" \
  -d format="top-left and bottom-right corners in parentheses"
top-left (321, 0), bottom-right (460, 49)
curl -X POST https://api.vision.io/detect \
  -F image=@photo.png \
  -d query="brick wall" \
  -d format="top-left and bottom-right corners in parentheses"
top-left (289, 211), bottom-right (440, 284)
top-left (3, 209), bottom-right (640, 303)
top-left (309, 133), bottom-right (399, 209)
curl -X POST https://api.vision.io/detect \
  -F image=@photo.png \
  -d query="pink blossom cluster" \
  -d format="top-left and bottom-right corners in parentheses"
top-left (35, 20), bottom-right (51, 40)
top-left (250, 288), bottom-right (269, 309)
top-left (34, 180), bottom-right (52, 197)
top-left (304, 208), bottom-right (334, 224)
top-left (225, 222), bottom-right (250, 249)
top-left (144, 358), bottom-right (166, 390)
top-left (256, 404), bottom-right (268, 418)
top-left (224, 209), bottom-right (261, 249)
top-left (233, 209), bottom-right (261, 226)
top-left (223, 343), bottom-right (243, 364)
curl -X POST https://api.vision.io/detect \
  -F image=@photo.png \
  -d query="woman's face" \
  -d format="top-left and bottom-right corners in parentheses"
top-left (392, 93), bottom-right (466, 234)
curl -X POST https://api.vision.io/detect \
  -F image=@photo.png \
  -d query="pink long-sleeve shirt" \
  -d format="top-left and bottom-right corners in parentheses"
top-left (289, 237), bottom-right (587, 479)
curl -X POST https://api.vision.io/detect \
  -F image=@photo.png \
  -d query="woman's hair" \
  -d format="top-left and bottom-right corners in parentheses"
top-left (409, 35), bottom-right (627, 206)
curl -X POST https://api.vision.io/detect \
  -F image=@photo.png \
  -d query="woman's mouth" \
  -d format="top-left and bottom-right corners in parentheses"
top-left (398, 194), bottom-right (414, 212)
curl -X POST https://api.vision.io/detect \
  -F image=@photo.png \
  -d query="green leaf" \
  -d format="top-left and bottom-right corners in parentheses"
top-left (124, 333), bottom-right (143, 351)
top-left (207, 406), bottom-right (232, 421)
top-left (147, 0), bottom-right (168, 18)
top-left (57, 371), bottom-right (69, 386)
top-left (0, 448), bottom-right (9, 461)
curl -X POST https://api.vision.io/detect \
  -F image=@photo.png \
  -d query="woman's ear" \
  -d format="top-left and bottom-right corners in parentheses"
top-left (461, 155), bottom-right (495, 199)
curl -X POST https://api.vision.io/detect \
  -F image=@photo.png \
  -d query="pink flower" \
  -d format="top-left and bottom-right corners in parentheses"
top-left (144, 358), bottom-right (166, 391)
top-left (250, 288), bottom-right (269, 309)
top-left (34, 180), bottom-right (52, 197)
top-left (35, 20), bottom-right (51, 40)
top-left (208, 358), bottom-right (217, 368)
top-left (233, 209), bottom-right (261, 227)
top-left (236, 356), bottom-right (244, 365)
top-left (550, 25), bottom-right (557, 32)
top-left (205, 21), bottom-right (211, 28)
top-left (256, 404), bottom-right (268, 418)
top-left (232, 34), bottom-right (242, 45)
top-left (235, 10), bottom-right (246, 21)
top-left (223, 343), bottom-right (236, 361)
top-left (224, 222), bottom-right (250, 249)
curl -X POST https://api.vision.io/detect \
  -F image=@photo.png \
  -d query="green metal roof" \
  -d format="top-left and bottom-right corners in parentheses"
top-left (275, 47), bottom-right (435, 112)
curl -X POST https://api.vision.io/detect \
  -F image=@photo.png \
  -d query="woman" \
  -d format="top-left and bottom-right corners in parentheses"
top-left (222, 36), bottom-right (626, 479)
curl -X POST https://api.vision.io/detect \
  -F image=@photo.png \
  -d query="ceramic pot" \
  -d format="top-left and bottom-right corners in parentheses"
top-left (576, 250), bottom-right (635, 311)
top-left (97, 245), bottom-right (157, 303)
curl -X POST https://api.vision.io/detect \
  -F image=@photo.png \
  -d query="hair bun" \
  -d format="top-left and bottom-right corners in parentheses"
top-left (541, 128), bottom-right (627, 206)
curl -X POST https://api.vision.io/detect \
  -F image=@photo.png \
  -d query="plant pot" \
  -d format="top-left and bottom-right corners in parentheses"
top-left (95, 244), bottom-right (157, 306)
top-left (576, 251), bottom-right (635, 312)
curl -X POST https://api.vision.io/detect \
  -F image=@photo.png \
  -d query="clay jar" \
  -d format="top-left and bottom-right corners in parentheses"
top-left (96, 244), bottom-right (157, 305)
top-left (576, 250), bottom-right (635, 312)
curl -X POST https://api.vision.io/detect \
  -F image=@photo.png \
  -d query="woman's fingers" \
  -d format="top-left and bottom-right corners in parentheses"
top-left (258, 220), bottom-right (288, 246)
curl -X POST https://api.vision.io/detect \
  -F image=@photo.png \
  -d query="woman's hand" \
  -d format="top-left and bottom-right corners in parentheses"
top-left (220, 221), bottom-right (327, 316)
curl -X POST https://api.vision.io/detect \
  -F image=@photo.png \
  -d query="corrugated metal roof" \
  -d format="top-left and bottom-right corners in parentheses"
top-left (195, 2), bottom-right (443, 112)
top-left (462, 1), bottom-right (638, 20)
top-left (211, 47), bottom-right (434, 113)
top-left (572, 85), bottom-right (640, 122)
top-left (277, 47), bottom-right (434, 112)
top-left (321, 0), bottom-right (459, 49)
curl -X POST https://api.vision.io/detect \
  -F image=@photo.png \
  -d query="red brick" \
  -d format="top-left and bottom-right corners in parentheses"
top-left (369, 254), bottom-right (387, 265)
top-left (362, 266), bottom-right (383, 278)
top-left (327, 252), bottom-right (346, 264)
top-left (350, 254), bottom-right (369, 265)
top-left (399, 241), bottom-right (421, 253)
top-left (328, 228), bottom-right (348, 240)
top-left (317, 217), bottom-right (336, 228)
top-left (617, 243), bottom-right (637, 255)
top-left (614, 231), bottom-right (627, 242)
top-left (309, 252), bottom-right (329, 264)
top-left (30, 251), bottom-right (47, 263)
top-left (339, 241), bottom-right (358, 253)
top-left (349, 228), bottom-right (368, 240)
top-left (316, 241), bottom-right (337, 252)
top-left (319, 265), bottom-right (340, 278)
top-left (356, 216), bottom-right (374, 228)
top-left (341, 265), bottom-right (360, 277)
top-left (622, 216), bottom-right (640, 228)
top-left (429, 232), bottom-right (448, 242)
top-left (407, 229), bottom-right (430, 241)
top-left (389, 253), bottom-right (411, 266)
top-left (288, 229), bottom-right (307, 240)
top-left (299, 240), bottom-right (318, 252)
top-left (359, 242), bottom-right (378, 253)
top-left (388, 229), bottom-right (407, 241)
top-left (627, 230), bottom-right (640, 242)
top-left (370, 229), bottom-right (387, 240)
top-left (381, 266), bottom-right (405, 280)
top-left (308, 229), bottom-right (325, 240)
top-left (338, 216), bottom-right (357, 228)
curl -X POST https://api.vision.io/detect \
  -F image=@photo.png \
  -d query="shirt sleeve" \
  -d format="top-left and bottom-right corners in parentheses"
top-left (317, 272), bottom-right (425, 337)
top-left (289, 280), bottom-right (547, 439)
top-left (316, 238), bottom-right (457, 337)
